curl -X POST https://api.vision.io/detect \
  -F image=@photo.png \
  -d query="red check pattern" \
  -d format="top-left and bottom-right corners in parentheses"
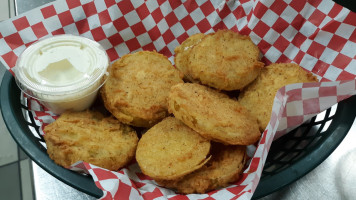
top-left (273, 79), bottom-right (356, 139)
top-left (248, 0), bottom-right (356, 81)
top-left (1, 0), bottom-right (356, 200)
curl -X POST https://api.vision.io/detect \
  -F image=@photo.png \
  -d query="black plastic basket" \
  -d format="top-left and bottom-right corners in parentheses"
top-left (1, 70), bottom-right (355, 199)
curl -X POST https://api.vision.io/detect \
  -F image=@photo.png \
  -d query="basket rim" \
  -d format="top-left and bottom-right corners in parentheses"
top-left (1, 70), bottom-right (355, 199)
top-left (252, 94), bottom-right (356, 199)
top-left (0, 70), bottom-right (103, 198)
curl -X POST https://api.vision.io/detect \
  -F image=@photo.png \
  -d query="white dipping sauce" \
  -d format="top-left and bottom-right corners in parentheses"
top-left (14, 35), bottom-right (109, 114)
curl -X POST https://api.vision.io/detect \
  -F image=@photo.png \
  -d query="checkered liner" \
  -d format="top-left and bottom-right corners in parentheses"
top-left (1, 0), bottom-right (356, 199)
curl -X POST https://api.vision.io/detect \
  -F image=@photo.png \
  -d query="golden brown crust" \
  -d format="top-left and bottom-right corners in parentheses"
top-left (174, 33), bottom-right (206, 82)
top-left (238, 63), bottom-right (319, 131)
top-left (43, 111), bottom-right (138, 171)
top-left (135, 117), bottom-right (211, 180)
top-left (168, 83), bottom-right (261, 145)
top-left (156, 142), bottom-right (247, 194)
top-left (174, 29), bottom-right (264, 90)
top-left (101, 51), bottom-right (183, 127)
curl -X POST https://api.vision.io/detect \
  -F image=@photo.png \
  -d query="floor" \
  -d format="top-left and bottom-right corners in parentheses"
top-left (0, 111), bottom-right (35, 200)
top-left (0, 1), bottom-right (35, 199)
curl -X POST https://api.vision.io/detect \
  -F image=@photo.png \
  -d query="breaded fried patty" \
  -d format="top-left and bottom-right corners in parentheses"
top-left (174, 29), bottom-right (264, 90)
top-left (168, 83), bottom-right (261, 145)
top-left (238, 63), bottom-right (318, 131)
top-left (174, 33), bottom-right (205, 82)
top-left (136, 117), bottom-right (211, 180)
top-left (43, 111), bottom-right (138, 171)
top-left (157, 142), bottom-right (246, 194)
top-left (101, 51), bottom-right (183, 127)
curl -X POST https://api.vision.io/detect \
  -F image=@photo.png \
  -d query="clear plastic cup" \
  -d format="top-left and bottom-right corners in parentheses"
top-left (13, 34), bottom-right (109, 114)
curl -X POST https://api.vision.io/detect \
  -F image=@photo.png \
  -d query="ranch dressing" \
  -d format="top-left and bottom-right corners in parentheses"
top-left (14, 35), bottom-right (109, 114)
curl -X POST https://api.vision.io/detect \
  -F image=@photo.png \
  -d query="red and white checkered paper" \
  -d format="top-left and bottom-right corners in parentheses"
top-left (1, 0), bottom-right (356, 199)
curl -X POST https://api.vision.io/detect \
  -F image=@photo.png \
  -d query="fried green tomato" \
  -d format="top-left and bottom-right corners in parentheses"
top-left (101, 51), bottom-right (183, 127)
top-left (168, 83), bottom-right (261, 145)
top-left (44, 111), bottom-right (138, 171)
top-left (238, 63), bottom-right (318, 131)
top-left (157, 142), bottom-right (246, 194)
top-left (174, 29), bottom-right (264, 90)
top-left (136, 117), bottom-right (211, 180)
top-left (174, 33), bottom-right (205, 82)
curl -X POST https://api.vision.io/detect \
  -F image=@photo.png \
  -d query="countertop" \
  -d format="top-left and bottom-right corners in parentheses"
top-left (5, 0), bottom-right (356, 199)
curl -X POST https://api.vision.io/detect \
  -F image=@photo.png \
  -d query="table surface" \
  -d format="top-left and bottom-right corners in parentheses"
top-left (6, 0), bottom-right (356, 199)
